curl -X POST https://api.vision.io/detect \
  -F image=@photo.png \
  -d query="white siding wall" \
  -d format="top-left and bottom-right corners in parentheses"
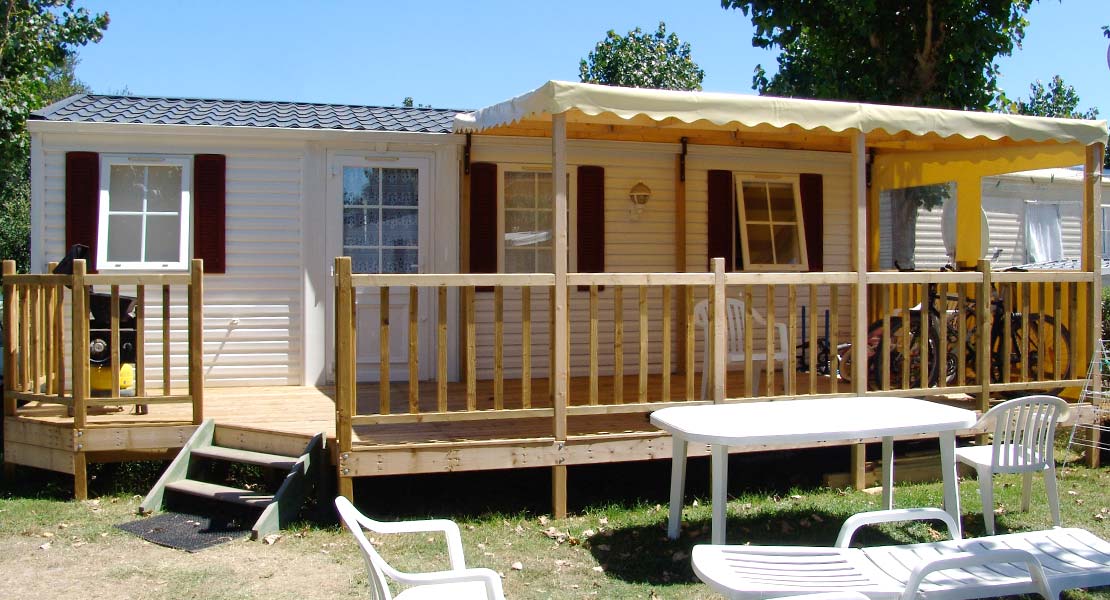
top-left (37, 133), bottom-right (306, 387)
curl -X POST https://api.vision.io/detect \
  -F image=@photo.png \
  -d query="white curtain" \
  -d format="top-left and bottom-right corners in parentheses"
top-left (1025, 203), bottom-right (1062, 263)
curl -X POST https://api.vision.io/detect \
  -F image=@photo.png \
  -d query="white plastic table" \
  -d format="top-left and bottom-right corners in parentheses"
top-left (650, 397), bottom-right (977, 544)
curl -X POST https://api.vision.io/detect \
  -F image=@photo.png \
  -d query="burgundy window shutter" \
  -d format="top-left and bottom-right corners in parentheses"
top-left (468, 162), bottom-right (498, 274)
top-left (707, 170), bottom-right (734, 270)
top-left (65, 152), bottom-right (100, 273)
top-left (576, 166), bottom-right (605, 273)
top-left (799, 173), bottom-right (824, 272)
top-left (193, 154), bottom-right (227, 274)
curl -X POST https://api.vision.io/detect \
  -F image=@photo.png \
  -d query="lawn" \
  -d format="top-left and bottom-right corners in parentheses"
top-left (0, 448), bottom-right (1107, 600)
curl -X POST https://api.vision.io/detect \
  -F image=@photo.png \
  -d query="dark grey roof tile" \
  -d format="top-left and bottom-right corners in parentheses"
top-left (30, 94), bottom-right (463, 133)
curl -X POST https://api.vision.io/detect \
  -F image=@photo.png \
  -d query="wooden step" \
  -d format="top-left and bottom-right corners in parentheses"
top-left (165, 480), bottom-right (274, 509)
top-left (191, 445), bottom-right (298, 470)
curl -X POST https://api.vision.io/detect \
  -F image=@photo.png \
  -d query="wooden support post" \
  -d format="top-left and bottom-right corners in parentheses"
top-left (188, 259), bottom-right (204, 423)
top-left (2, 261), bottom-right (15, 419)
top-left (850, 132), bottom-right (868, 489)
top-left (1083, 143), bottom-right (1104, 467)
top-left (712, 258), bottom-right (727, 403)
top-left (71, 260), bottom-right (88, 429)
top-left (674, 154), bottom-right (688, 374)
top-left (552, 112), bottom-right (569, 519)
top-left (334, 257), bottom-right (356, 501)
top-left (977, 260), bottom-right (992, 445)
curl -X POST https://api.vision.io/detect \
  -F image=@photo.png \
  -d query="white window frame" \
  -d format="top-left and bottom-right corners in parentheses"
top-left (1101, 204), bottom-right (1110, 258)
top-left (97, 155), bottom-right (192, 271)
top-left (734, 173), bottom-right (808, 271)
top-left (496, 164), bottom-right (575, 273)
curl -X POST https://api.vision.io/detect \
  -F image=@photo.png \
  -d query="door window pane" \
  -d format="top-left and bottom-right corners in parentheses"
top-left (342, 166), bottom-right (420, 273)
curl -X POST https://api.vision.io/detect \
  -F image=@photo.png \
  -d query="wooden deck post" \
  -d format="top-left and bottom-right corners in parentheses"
top-left (850, 132), bottom-right (870, 490)
top-left (711, 258), bottom-right (727, 402)
top-left (70, 259), bottom-right (89, 500)
top-left (188, 259), bottom-right (204, 424)
top-left (977, 259), bottom-right (993, 445)
top-left (675, 153), bottom-right (689, 375)
top-left (3, 261), bottom-right (15, 420)
top-left (552, 112), bottom-right (569, 518)
top-left (335, 257), bottom-right (356, 500)
top-left (1083, 142), bottom-right (1104, 468)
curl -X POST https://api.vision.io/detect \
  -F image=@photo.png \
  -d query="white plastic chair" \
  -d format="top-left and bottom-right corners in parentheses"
top-left (955, 394), bottom-right (1069, 535)
top-left (335, 496), bottom-right (505, 600)
top-left (694, 298), bottom-right (788, 398)
top-left (693, 507), bottom-right (1110, 600)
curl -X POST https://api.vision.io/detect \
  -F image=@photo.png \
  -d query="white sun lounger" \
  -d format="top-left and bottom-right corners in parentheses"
top-left (692, 509), bottom-right (1110, 600)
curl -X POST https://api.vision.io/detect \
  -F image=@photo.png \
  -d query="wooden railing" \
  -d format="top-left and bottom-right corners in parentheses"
top-left (2, 259), bottom-right (205, 428)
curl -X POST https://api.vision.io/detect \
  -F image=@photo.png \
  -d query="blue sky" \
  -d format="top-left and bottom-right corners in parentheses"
top-left (73, 0), bottom-right (1109, 118)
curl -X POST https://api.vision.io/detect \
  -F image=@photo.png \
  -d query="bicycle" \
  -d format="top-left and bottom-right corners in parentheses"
top-left (838, 273), bottom-right (1071, 396)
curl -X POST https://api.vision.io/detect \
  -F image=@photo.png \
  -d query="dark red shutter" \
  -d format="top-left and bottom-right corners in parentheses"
top-left (576, 166), bottom-right (605, 273)
top-left (707, 170), bottom-right (734, 270)
top-left (468, 162), bottom-right (498, 275)
top-left (799, 173), bottom-right (824, 272)
top-left (193, 154), bottom-right (226, 274)
top-left (65, 152), bottom-right (100, 273)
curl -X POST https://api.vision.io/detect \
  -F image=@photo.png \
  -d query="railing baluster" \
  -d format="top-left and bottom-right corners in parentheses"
top-left (787, 284), bottom-right (796, 397)
top-left (30, 284), bottom-right (40, 395)
top-left (766, 285), bottom-right (776, 396)
top-left (684, 286), bottom-right (695, 401)
top-left (900, 283), bottom-right (910, 390)
top-left (957, 283), bottom-right (967, 387)
top-left (808, 285), bottom-right (817, 395)
top-left (494, 286), bottom-right (504, 410)
top-left (549, 287), bottom-right (555, 403)
top-left (613, 286), bottom-right (623, 405)
top-left (379, 287), bottom-right (391, 414)
top-left (743, 286), bottom-right (753, 397)
top-left (919, 282), bottom-right (928, 390)
top-left (465, 286), bottom-right (476, 411)
top-left (111, 285), bottom-right (121, 398)
top-left (829, 284), bottom-right (839, 395)
top-left (1020, 282), bottom-right (1030, 383)
top-left (135, 285), bottom-right (146, 398)
top-left (1053, 282), bottom-right (1062, 378)
top-left (2, 261), bottom-right (15, 416)
top-left (522, 286), bottom-right (532, 409)
top-left (1002, 283), bottom-right (1013, 384)
top-left (20, 285), bottom-right (30, 391)
top-left (408, 287), bottom-right (419, 412)
top-left (589, 284), bottom-right (599, 406)
top-left (437, 286), bottom-right (448, 412)
top-left (1036, 282), bottom-right (1046, 383)
top-left (1068, 281), bottom-right (1079, 382)
top-left (880, 284), bottom-right (890, 391)
top-left (937, 282), bottom-right (948, 389)
top-left (661, 285), bottom-right (672, 403)
top-left (162, 284), bottom-right (171, 394)
top-left (638, 285), bottom-right (648, 403)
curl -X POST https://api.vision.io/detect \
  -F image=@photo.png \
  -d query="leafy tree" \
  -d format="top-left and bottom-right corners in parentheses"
top-left (999, 75), bottom-right (1108, 169)
top-left (0, 1), bottom-right (107, 273)
top-left (722, 0), bottom-right (1036, 268)
top-left (579, 22), bottom-right (704, 91)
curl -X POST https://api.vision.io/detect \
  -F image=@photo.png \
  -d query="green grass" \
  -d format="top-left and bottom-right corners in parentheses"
top-left (0, 448), bottom-right (1108, 599)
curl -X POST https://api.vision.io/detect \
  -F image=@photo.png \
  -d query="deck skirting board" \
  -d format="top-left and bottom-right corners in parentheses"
top-left (4, 418), bottom-right (76, 450)
top-left (79, 425), bottom-right (199, 452)
top-left (4, 441), bottom-right (76, 474)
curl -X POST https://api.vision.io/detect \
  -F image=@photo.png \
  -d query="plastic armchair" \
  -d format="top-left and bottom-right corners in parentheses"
top-left (955, 394), bottom-right (1069, 535)
top-left (334, 496), bottom-right (505, 600)
top-left (694, 298), bottom-right (788, 398)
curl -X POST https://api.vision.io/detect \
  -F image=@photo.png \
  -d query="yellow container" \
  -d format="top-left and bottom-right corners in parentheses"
top-left (90, 363), bottom-right (135, 394)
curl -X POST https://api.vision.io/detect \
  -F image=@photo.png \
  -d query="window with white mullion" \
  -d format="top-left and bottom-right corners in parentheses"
top-left (735, 175), bottom-right (807, 271)
top-left (503, 171), bottom-right (554, 273)
top-left (342, 166), bottom-right (419, 274)
top-left (98, 156), bottom-right (191, 271)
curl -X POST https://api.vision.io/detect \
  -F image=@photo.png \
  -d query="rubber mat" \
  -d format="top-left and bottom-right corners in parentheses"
top-left (116, 511), bottom-right (249, 552)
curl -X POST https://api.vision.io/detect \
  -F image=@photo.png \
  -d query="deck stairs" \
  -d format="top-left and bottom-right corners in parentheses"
top-left (138, 420), bottom-right (327, 540)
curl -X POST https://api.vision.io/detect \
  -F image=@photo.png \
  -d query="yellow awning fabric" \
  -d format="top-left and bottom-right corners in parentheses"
top-left (453, 81), bottom-right (1108, 146)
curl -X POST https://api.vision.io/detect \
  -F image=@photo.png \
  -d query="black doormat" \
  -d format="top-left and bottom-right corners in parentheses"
top-left (116, 512), bottom-right (249, 552)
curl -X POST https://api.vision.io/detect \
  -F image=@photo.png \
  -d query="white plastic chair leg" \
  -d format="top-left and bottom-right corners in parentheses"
top-left (978, 465), bottom-right (996, 535)
top-left (1021, 471), bottom-right (1033, 512)
top-left (751, 361), bottom-right (764, 396)
top-left (1044, 465), bottom-right (1062, 527)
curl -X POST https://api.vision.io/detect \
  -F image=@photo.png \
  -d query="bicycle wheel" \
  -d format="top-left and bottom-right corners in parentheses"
top-left (840, 315), bottom-right (940, 390)
top-left (1002, 313), bottom-right (1071, 397)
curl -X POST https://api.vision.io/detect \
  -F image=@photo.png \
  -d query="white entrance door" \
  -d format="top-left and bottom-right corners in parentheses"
top-left (326, 154), bottom-right (433, 382)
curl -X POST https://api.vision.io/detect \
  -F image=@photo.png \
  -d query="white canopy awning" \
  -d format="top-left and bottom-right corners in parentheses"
top-left (454, 81), bottom-right (1108, 147)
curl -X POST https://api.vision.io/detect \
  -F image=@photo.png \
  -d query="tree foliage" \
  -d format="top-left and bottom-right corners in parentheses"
top-left (0, 1), bottom-right (107, 272)
top-left (1000, 75), bottom-right (1098, 120)
top-left (579, 22), bottom-right (705, 91)
top-left (722, 0), bottom-right (1034, 111)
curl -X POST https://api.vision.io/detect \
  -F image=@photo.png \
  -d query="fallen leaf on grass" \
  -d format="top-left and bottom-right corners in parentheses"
top-left (38, 542), bottom-right (51, 550)
top-left (671, 550), bottom-right (689, 562)
top-left (592, 566), bottom-right (604, 573)
top-left (511, 561), bottom-right (524, 571)
top-left (538, 516), bottom-right (549, 526)
top-left (263, 534), bottom-right (282, 545)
